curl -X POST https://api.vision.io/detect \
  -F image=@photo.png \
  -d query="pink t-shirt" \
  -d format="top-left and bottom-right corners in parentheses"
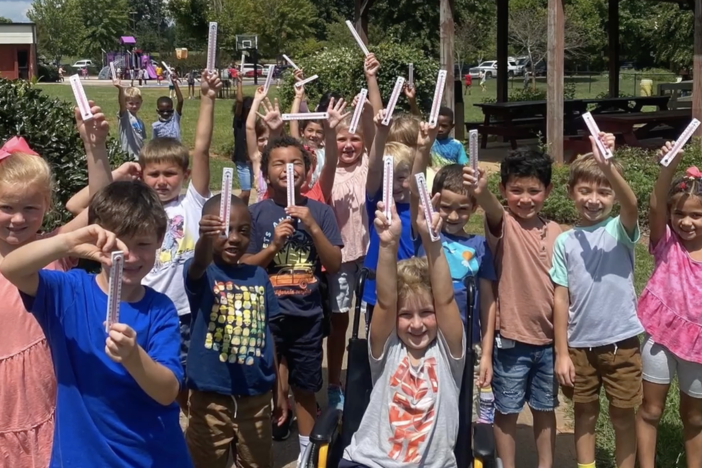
top-left (331, 156), bottom-right (369, 263)
top-left (638, 225), bottom-right (702, 364)
top-left (0, 239), bottom-right (73, 468)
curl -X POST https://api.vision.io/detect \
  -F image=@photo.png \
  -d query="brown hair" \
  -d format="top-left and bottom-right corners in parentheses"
top-left (255, 118), bottom-right (268, 138)
top-left (139, 137), bottom-right (190, 171)
top-left (89, 180), bottom-right (168, 240)
top-left (432, 163), bottom-right (477, 204)
top-left (667, 170), bottom-right (702, 209)
top-left (388, 113), bottom-right (420, 149)
top-left (0, 152), bottom-right (54, 208)
top-left (568, 152), bottom-right (624, 189)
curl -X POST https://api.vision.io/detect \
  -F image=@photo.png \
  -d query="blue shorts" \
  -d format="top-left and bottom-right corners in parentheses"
top-left (492, 340), bottom-right (559, 414)
top-left (235, 161), bottom-right (252, 191)
top-left (179, 314), bottom-right (192, 369)
top-left (269, 314), bottom-right (324, 393)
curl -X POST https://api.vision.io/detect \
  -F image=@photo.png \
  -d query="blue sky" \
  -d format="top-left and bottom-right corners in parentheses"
top-left (1, 0), bottom-right (32, 21)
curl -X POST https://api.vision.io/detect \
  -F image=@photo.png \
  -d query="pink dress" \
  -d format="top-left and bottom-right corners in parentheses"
top-left (638, 225), bottom-right (702, 364)
top-left (0, 255), bottom-right (72, 468)
top-left (330, 155), bottom-right (369, 263)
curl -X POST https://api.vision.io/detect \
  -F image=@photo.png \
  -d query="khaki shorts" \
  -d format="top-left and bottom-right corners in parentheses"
top-left (562, 336), bottom-right (642, 408)
top-left (186, 390), bottom-right (273, 468)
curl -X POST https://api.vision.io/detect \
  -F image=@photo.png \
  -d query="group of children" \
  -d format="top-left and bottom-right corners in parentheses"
top-left (1, 48), bottom-right (701, 468)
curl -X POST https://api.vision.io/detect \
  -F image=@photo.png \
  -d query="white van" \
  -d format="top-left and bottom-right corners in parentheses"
top-left (72, 59), bottom-right (94, 68)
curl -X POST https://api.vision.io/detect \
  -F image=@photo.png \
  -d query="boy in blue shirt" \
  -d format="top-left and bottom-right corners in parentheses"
top-left (152, 79), bottom-right (184, 141)
top-left (431, 106), bottom-right (468, 167)
top-left (0, 180), bottom-right (192, 468)
top-left (184, 194), bottom-right (287, 468)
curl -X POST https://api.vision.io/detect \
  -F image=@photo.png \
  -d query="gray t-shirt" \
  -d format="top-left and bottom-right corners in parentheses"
top-left (343, 330), bottom-right (465, 468)
top-left (152, 112), bottom-right (182, 141)
top-left (549, 216), bottom-right (644, 348)
top-left (118, 111), bottom-right (146, 161)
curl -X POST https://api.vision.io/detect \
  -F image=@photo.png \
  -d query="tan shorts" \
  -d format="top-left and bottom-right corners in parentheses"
top-left (562, 336), bottom-right (642, 408)
top-left (186, 390), bottom-right (273, 468)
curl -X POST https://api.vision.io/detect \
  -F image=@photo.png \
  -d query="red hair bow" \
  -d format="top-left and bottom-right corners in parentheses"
top-left (0, 137), bottom-right (39, 161)
top-left (686, 166), bottom-right (702, 179)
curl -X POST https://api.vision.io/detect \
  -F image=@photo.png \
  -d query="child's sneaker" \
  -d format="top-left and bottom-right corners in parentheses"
top-left (327, 386), bottom-right (345, 411)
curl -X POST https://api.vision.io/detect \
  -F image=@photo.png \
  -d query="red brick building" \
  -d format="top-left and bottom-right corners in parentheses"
top-left (0, 23), bottom-right (37, 80)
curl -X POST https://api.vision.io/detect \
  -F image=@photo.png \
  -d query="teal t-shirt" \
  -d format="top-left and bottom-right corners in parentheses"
top-left (431, 138), bottom-right (468, 166)
top-left (549, 216), bottom-right (644, 347)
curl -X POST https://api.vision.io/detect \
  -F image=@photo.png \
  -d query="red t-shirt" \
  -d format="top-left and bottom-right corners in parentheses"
top-left (464, 75), bottom-right (472, 86)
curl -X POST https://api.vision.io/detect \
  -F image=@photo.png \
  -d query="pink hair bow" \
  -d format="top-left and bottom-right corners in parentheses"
top-left (0, 136), bottom-right (39, 161)
top-left (686, 166), bottom-right (702, 179)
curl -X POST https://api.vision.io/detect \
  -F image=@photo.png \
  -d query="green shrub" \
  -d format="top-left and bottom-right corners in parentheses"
top-left (37, 63), bottom-right (59, 82)
top-left (277, 43), bottom-right (439, 113)
top-left (0, 78), bottom-right (127, 231)
top-left (486, 141), bottom-right (702, 229)
top-left (481, 87), bottom-right (547, 105)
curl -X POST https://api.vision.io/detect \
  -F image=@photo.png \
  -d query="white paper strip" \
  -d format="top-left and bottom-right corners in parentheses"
top-left (283, 54), bottom-right (300, 70)
top-left (582, 112), bottom-right (613, 160)
top-left (105, 251), bottom-right (124, 332)
top-left (382, 77), bottom-right (405, 126)
top-left (345, 20), bottom-right (370, 56)
top-left (69, 74), bottom-right (93, 121)
top-left (415, 173), bottom-right (440, 242)
top-left (294, 74), bottom-right (318, 89)
top-left (348, 88), bottom-right (368, 135)
top-left (428, 70), bottom-right (447, 127)
top-left (286, 163), bottom-right (295, 207)
top-left (383, 156), bottom-right (394, 224)
top-left (219, 168), bottom-right (233, 237)
top-left (660, 119), bottom-right (701, 167)
top-left (206, 22), bottom-right (218, 72)
top-left (281, 112), bottom-right (329, 121)
top-left (263, 65), bottom-right (275, 93)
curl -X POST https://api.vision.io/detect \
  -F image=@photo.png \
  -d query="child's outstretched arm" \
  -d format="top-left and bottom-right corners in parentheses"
top-left (246, 86), bottom-right (268, 190)
top-left (241, 219), bottom-right (295, 268)
top-left (188, 214), bottom-right (225, 280)
top-left (590, 133), bottom-right (638, 236)
top-left (173, 77), bottom-right (184, 116)
top-left (366, 110), bottom-right (390, 196)
top-left (478, 278), bottom-right (496, 388)
top-left (256, 97), bottom-right (284, 139)
top-left (416, 195), bottom-right (464, 357)
top-left (463, 166), bottom-right (504, 236)
top-left (410, 121), bottom-right (439, 233)
top-left (65, 162), bottom-right (141, 216)
top-left (554, 285), bottom-right (575, 387)
top-left (317, 97), bottom-right (350, 201)
top-left (353, 93), bottom-right (375, 151)
top-left (191, 71), bottom-right (223, 198)
top-left (650, 142), bottom-right (682, 246)
top-left (290, 69), bottom-right (305, 140)
top-left (364, 53), bottom-right (383, 116)
top-left (404, 83), bottom-right (421, 117)
top-left (370, 201), bottom-right (401, 358)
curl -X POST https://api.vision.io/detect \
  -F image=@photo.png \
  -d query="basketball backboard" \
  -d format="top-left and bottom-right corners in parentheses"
top-left (236, 35), bottom-right (258, 50)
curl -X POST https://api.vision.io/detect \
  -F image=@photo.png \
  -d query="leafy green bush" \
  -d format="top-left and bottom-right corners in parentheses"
top-left (277, 43), bottom-right (439, 113)
top-left (487, 141), bottom-right (702, 229)
top-left (0, 78), bottom-right (127, 231)
top-left (37, 63), bottom-right (59, 82)
top-left (481, 87), bottom-right (547, 105)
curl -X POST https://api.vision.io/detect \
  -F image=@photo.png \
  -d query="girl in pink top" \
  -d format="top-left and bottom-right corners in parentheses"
top-left (0, 107), bottom-right (113, 467)
top-left (636, 143), bottom-right (702, 468)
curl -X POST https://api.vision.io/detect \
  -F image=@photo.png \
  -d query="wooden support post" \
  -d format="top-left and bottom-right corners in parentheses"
top-left (440, 0), bottom-right (456, 123)
top-left (694, 0), bottom-right (702, 138)
top-left (547, 0), bottom-right (564, 163)
top-left (496, 0), bottom-right (509, 103)
top-left (608, 0), bottom-right (620, 98)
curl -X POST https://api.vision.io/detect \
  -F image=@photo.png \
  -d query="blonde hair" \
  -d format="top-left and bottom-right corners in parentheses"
top-left (568, 152), bottom-right (624, 189)
top-left (388, 114), bottom-right (420, 149)
top-left (0, 152), bottom-right (54, 207)
top-left (124, 87), bottom-right (142, 101)
top-left (384, 141), bottom-right (414, 171)
top-left (336, 114), bottom-right (355, 134)
top-left (139, 137), bottom-right (190, 171)
top-left (397, 257), bottom-right (432, 299)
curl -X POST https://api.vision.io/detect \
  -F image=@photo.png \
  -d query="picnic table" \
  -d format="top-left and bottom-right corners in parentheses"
top-left (581, 96), bottom-right (670, 114)
top-left (592, 108), bottom-right (691, 147)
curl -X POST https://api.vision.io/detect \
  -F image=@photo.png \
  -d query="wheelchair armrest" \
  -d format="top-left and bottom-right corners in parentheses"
top-left (310, 408), bottom-right (342, 444)
top-left (473, 422), bottom-right (495, 458)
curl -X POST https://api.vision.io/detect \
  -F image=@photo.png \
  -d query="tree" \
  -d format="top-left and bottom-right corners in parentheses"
top-left (75, 0), bottom-right (129, 60)
top-left (127, 0), bottom-right (173, 53)
top-left (168, 0), bottom-right (209, 49)
top-left (454, 14), bottom-right (495, 75)
top-left (27, 0), bottom-right (81, 63)
top-left (0, 17), bottom-right (12, 23)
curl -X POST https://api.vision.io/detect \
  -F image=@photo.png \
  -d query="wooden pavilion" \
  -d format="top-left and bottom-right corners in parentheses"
top-left (490, 0), bottom-right (700, 163)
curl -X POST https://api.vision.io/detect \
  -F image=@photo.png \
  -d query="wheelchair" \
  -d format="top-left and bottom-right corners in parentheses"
top-left (301, 269), bottom-right (501, 468)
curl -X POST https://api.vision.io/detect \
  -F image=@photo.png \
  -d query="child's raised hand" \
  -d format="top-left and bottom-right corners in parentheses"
top-left (200, 70), bottom-right (223, 99)
top-left (254, 86), bottom-right (268, 102)
top-left (364, 53), bottom-right (380, 77)
top-left (271, 218), bottom-right (295, 249)
top-left (76, 101), bottom-right (109, 145)
top-left (293, 68), bottom-right (305, 82)
top-left (403, 83), bottom-right (416, 100)
top-left (293, 82), bottom-right (305, 99)
top-left (416, 193), bottom-right (443, 241)
top-left (286, 205), bottom-right (318, 232)
top-left (326, 97), bottom-right (350, 130)
top-left (66, 225), bottom-right (129, 265)
top-left (462, 165), bottom-right (487, 195)
top-left (112, 162), bottom-right (141, 182)
top-left (105, 323), bottom-right (138, 364)
top-left (112, 76), bottom-right (123, 88)
top-left (477, 354), bottom-right (493, 388)
top-left (657, 140), bottom-right (681, 165)
top-left (374, 109), bottom-right (390, 130)
top-left (417, 121), bottom-right (439, 153)
top-left (374, 201), bottom-right (401, 245)
top-left (351, 93), bottom-right (372, 113)
top-left (256, 98), bottom-right (283, 133)
top-left (199, 214), bottom-right (225, 238)
top-left (589, 132), bottom-right (615, 165)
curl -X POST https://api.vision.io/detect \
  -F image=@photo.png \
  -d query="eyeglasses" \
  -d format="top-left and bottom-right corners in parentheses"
top-left (157, 109), bottom-right (174, 115)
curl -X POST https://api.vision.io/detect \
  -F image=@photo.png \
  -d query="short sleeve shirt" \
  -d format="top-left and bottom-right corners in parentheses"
top-left (152, 112), bottom-right (182, 141)
top-left (247, 197), bottom-right (343, 318)
top-left (431, 138), bottom-right (468, 166)
top-left (486, 211), bottom-right (562, 345)
top-left (118, 111), bottom-right (146, 161)
top-left (184, 261), bottom-right (278, 395)
top-left (550, 216), bottom-right (643, 348)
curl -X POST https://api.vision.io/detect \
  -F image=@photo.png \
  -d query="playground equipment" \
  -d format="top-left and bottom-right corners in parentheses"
top-left (98, 35), bottom-right (160, 80)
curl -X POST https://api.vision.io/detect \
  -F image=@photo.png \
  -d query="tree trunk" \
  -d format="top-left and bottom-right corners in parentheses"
top-left (354, 0), bottom-right (375, 44)
top-left (440, 0), bottom-right (455, 130)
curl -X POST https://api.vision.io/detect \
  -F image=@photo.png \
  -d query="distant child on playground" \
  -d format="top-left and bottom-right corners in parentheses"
top-left (552, 134), bottom-right (642, 468)
top-left (152, 75), bottom-right (184, 141)
top-left (114, 78), bottom-right (146, 161)
top-left (431, 106), bottom-right (468, 167)
top-left (188, 70), bottom-right (197, 99)
top-left (636, 142), bottom-right (702, 468)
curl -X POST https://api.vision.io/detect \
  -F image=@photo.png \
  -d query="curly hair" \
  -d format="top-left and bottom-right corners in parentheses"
top-left (260, 135), bottom-right (311, 178)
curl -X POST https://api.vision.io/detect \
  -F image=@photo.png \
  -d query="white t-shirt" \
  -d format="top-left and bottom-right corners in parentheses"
top-left (143, 182), bottom-right (210, 316)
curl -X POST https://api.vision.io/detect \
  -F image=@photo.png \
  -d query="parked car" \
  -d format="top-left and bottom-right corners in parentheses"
top-left (242, 64), bottom-right (264, 77)
top-left (72, 59), bottom-right (94, 68)
top-left (521, 59), bottom-right (547, 76)
top-left (453, 63), bottom-right (475, 77)
top-left (469, 60), bottom-right (520, 78)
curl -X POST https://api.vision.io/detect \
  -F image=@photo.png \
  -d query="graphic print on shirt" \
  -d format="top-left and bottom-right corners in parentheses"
top-left (205, 281), bottom-right (267, 365)
top-left (152, 215), bottom-right (195, 271)
top-left (443, 241), bottom-right (479, 282)
top-left (386, 356), bottom-right (439, 463)
top-left (262, 217), bottom-right (317, 297)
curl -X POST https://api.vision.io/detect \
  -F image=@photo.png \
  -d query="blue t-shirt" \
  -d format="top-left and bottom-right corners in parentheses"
top-left (416, 233), bottom-right (496, 345)
top-left (21, 269), bottom-right (191, 468)
top-left (431, 138), bottom-right (468, 165)
top-left (152, 112), bottom-right (182, 141)
top-left (247, 197), bottom-right (344, 318)
top-left (184, 261), bottom-right (278, 396)
top-left (362, 190), bottom-right (415, 305)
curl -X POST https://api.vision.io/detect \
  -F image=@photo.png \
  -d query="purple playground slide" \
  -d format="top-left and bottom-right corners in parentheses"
top-left (145, 63), bottom-right (158, 79)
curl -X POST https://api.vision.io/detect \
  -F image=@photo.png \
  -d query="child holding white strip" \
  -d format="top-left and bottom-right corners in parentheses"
top-left (636, 142), bottom-right (702, 468)
top-left (0, 181), bottom-right (192, 468)
top-left (0, 105), bottom-right (114, 467)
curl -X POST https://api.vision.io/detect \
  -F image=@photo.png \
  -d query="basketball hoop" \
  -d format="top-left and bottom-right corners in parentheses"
top-left (236, 35), bottom-right (258, 51)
